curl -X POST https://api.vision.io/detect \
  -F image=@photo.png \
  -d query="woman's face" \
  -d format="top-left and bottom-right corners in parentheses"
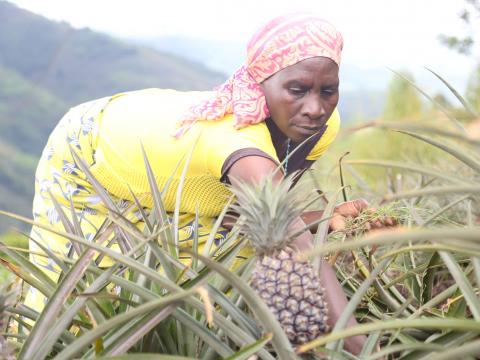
top-left (261, 57), bottom-right (339, 142)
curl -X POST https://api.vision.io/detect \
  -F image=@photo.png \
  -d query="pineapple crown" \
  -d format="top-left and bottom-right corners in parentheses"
top-left (229, 173), bottom-right (312, 255)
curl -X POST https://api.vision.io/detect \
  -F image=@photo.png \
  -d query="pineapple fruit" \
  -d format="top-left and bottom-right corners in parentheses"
top-left (229, 174), bottom-right (329, 345)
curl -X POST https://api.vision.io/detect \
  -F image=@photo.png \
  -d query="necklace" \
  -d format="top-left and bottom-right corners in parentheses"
top-left (283, 138), bottom-right (291, 175)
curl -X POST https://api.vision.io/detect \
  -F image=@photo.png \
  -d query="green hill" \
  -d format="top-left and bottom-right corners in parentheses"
top-left (0, 64), bottom-right (66, 154)
top-left (0, 0), bottom-right (226, 231)
top-left (0, 63), bottom-right (66, 231)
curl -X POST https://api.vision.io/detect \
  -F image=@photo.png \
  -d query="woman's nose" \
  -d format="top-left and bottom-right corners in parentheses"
top-left (302, 94), bottom-right (325, 119)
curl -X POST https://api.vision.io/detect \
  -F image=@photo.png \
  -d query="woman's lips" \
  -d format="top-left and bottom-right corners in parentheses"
top-left (293, 124), bottom-right (322, 135)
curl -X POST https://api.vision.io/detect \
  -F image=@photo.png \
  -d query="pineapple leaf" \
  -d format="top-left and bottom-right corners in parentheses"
top-left (394, 130), bottom-right (480, 174)
top-left (302, 228), bottom-right (480, 258)
top-left (95, 355), bottom-right (196, 359)
top-left (223, 333), bottom-right (273, 360)
top-left (34, 266), bottom-right (119, 359)
top-left (229, 174), bottom-right (309, 254)
top-left (425, 67), bottom-right (479, 118)
top-left (141, 144), bottom-right (177, 265)
top-left (0, 240), bottom-right (56, 293)
top-left (202, 195), bottom-right (234, 256)
top-left (439, 251), bottom-right (480, 320)
top-left (172, 136), bottom-right (199, 256)
top-left (53, 290), bottom-right (198, 360)
top-left (345, 159), bottom-right (472, 185)
top-left (383, 185), bottom-right (480, 201)
top-left (298, 318), bottom-right (480, 353)
top-left (373, 122), bottom-right (480, 146)
top-left (388, 68), bottom-right (465, 132)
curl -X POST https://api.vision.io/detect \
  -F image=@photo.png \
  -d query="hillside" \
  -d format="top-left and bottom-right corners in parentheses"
top-left (0, 1), bottom-right (225, 231)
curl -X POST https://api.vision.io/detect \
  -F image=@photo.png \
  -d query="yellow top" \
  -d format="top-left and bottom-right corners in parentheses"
top-left (90, 88), bottom-right (340, 217)
top-left (27, 87), bottom-right (340, 312)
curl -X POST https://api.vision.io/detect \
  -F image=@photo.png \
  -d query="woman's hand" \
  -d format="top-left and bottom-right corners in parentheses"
top-left (301, 198), bottom-right (397, 234)
top-left (329, 198), bottom-right (370, 231)
top-left (330, 198), bottom-right (396, 232)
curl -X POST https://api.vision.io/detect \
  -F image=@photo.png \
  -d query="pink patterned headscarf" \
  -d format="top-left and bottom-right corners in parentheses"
top-left (174, 14), bottom-right (343, 137)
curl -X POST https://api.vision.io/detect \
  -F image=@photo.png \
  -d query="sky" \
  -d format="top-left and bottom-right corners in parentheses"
top-left (7, 0), bottom-right (480, 94)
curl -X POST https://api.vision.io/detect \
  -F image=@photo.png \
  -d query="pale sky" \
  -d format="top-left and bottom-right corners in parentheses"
top-left (7, 0), bottom-right (480, 93)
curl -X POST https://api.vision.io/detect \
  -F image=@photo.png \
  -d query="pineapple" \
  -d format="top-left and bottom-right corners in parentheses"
top-left (229, 174), bottom-right (329, 345)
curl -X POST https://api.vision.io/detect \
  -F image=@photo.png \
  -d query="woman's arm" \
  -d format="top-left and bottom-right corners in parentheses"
top-left (227, 155), bottom-right (366, 355)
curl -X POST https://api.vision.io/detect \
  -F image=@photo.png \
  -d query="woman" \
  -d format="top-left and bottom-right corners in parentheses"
top-left (30, 14), bottom-right (371, 353)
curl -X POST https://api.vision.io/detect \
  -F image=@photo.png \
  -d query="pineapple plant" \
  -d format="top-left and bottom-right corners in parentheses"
top-left (0, 277), bottom-right (18, 360)
top-left (229, 174), bottom-right (329, 345)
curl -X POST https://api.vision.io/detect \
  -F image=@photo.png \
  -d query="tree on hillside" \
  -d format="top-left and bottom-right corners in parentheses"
top-left (383, 71), bottom-right (423, 122)
top-left (439, 0), bottom-right (480, 113)
top-left (438, 0), bottom-right (479, 55)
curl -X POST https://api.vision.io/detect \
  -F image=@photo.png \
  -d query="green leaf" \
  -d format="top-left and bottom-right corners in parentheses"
top-left (439, 251), bottom-right (480, 320)
top-left (302, 228), bottom-right (480, 259)
top-left (53, 289), bottom-right (198, 360)
top-left (388, 68), bottom-right (465, 131)
top-left (369, 342), bottom-right (444, 360)
top-left (422, 252), bottom-right (441, 305)
top-left (202, 195), bottom-right (234, 257)
top-left (141, 144), bottom-right (177, 267)
top-left (18, 239), bottom-right (109, 359)
top-left (63, 248), bottom-right (271, 357)
top-left (127, 185), bottom-right (153, 233)
top-left (345, 159), bottom-right (471, 185)
top-left (224, 333), bottom-right (273, 360)
top-left (298, 318), bottom-right (480, 353)
top-left (422, 195), bottom-right (471, 226)
top-left (395, 130), bottom-right (480, 174)
top-left (95, 355), bottom-right (196, 360)
top-left (0, 242), bottom-right (56, 295)
top-left (383, 185), bottom-right (480, 201)
top-left (359, 331), bottom-right (382, 358)
top-left (101, 309), bottom-right (193, 357)
top-left (372, 122), bottom-right (480, 146)
top-left (172, 136), bottom-right (200, 257)
top-left (207, 286), bottom-right (260, 338)
top-left (70, 146), bottom-right (120, 212)
top-left (426, 339), bottom-right (480, 360)
top-left (400, 331), bottom-right (479, 360)
top-left (473, 257), bottom-right (480, 290)
top-left (426, 67), bottom-right (479, 118)
top-left (327, 258), bottom-right (391, 352)
top-left (34, 266), bottom-right (119, 359)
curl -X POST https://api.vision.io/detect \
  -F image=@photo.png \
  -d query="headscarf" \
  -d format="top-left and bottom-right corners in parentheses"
top-left (174, 14), bottom-right (343, 137)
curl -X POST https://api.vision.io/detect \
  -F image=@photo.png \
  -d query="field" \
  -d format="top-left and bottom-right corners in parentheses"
top-left (1, 70), bottom-right (480, 359)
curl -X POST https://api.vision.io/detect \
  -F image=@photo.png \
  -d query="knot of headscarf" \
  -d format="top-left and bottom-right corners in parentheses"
top-left (174, 14), bottom-right (343, 137)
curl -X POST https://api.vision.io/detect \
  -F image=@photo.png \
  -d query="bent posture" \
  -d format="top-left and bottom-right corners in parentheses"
top-left (30, 14), bottom-right (369, 354)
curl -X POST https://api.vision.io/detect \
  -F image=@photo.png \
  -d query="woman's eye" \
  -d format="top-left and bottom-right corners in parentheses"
top-left (288, 87), bottom-right (306, 96)
top-left (322, 87), bottom-right (338, 96)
